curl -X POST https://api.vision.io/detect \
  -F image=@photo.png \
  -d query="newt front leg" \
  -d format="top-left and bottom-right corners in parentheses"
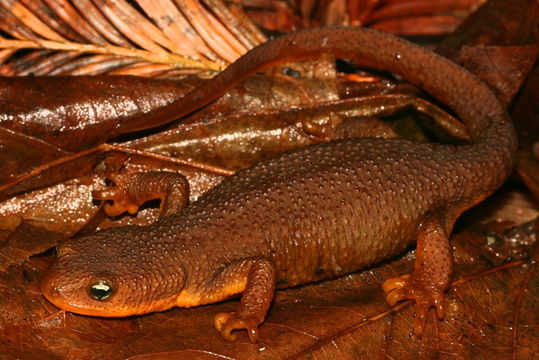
top-left (214, 259), bottom-right (276, 342)
top-left (175, 258), bottom-right (276, 343)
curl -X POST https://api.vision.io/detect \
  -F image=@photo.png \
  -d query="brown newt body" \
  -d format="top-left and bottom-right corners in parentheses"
top-left (40, 27), bottom-right (517, 342)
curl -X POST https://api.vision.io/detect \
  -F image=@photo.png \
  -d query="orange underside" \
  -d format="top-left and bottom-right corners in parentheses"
top-left (176, 279), bottom-right (248, 308)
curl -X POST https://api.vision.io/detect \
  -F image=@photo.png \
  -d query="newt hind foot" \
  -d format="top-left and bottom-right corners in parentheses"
top-left (214, 312), bottom-right (261, 343)
top-left (382, 274), bottom-right (446, 337)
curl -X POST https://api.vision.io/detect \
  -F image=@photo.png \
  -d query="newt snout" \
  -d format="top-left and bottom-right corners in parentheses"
top-left (41, 226), bottom-right (186, 317)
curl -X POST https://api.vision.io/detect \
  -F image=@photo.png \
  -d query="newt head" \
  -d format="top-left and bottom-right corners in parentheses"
top-left (40, 226), bottom-right (186, 317)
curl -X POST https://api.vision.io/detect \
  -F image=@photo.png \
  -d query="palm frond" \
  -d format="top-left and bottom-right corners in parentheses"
top-left (0, 0), bottom-right (266, 76)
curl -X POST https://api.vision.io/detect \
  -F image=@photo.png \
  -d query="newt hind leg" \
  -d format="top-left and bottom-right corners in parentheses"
top-left (382, 213), bottom-right (453, 336)
top-left (93, 171), bottom-right (190, 218)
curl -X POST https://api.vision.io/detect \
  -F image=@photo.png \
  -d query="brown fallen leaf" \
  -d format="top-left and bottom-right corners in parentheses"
top-left (458, 45), bottom-right (539, 107)
top-left (0, 75), bottom-right (202, 152)
top-left (0, 220), bottom-right (65, 271)
top-left (437, 0), bottom-right (539, 55)
top-left (0, 72), bottom-right (379, 163)
top-left (0, 127), bottom-right (67, 184)
top-left (437, 0), bottom-right (539, 107)
top-left (130, 93), bottom-right (468, 171)
top-left (244, 0), bottom-right (482, 35)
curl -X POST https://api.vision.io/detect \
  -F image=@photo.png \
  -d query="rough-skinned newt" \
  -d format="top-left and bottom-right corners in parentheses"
top-left (40, 27), bottom-right (517, 343)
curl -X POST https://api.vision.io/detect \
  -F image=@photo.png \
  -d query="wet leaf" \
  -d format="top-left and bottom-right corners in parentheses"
top-left (130, 93), bottom-right (469, 171)
top-left (0, 75), bottom-right (202, 152)
top-left (0, 127), bottom-right (67, 184)
top-left (0, 221), bottom-right (65, 271)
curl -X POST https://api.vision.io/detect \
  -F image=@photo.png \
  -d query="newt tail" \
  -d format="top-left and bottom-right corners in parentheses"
top-left (41, 27), bottom-right (517, 343)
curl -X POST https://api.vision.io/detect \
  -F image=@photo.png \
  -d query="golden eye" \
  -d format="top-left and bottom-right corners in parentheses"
top-left (88, 280), bottom-right (114, 301)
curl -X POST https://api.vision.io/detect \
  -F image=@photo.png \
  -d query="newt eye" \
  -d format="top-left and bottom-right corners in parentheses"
top-left (282, 67), bottom-right (301, 78)
top-left (89, 280), bottom-right (114, 301)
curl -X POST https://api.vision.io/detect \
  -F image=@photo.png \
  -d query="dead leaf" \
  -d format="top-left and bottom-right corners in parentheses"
top-left (0, 75), bottom-right (203, 152)
top-left (0, 220), bottom-right (65, 271)
top-left (0, 127), bottom-right (67, 184)
top-left (244, 0), bottom-right (482, 35)
top-left (458, 45), bottom-right (539, 106)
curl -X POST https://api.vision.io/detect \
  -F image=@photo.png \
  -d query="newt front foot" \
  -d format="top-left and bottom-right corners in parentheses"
top-left (93, 171), bottom-right (189, 218)
top-left (214, 312), bottom-right (260, 343)
top-left (382, 274), bottom-right (446, 337)
top-left (93, 173), bottom-right (139, 216)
